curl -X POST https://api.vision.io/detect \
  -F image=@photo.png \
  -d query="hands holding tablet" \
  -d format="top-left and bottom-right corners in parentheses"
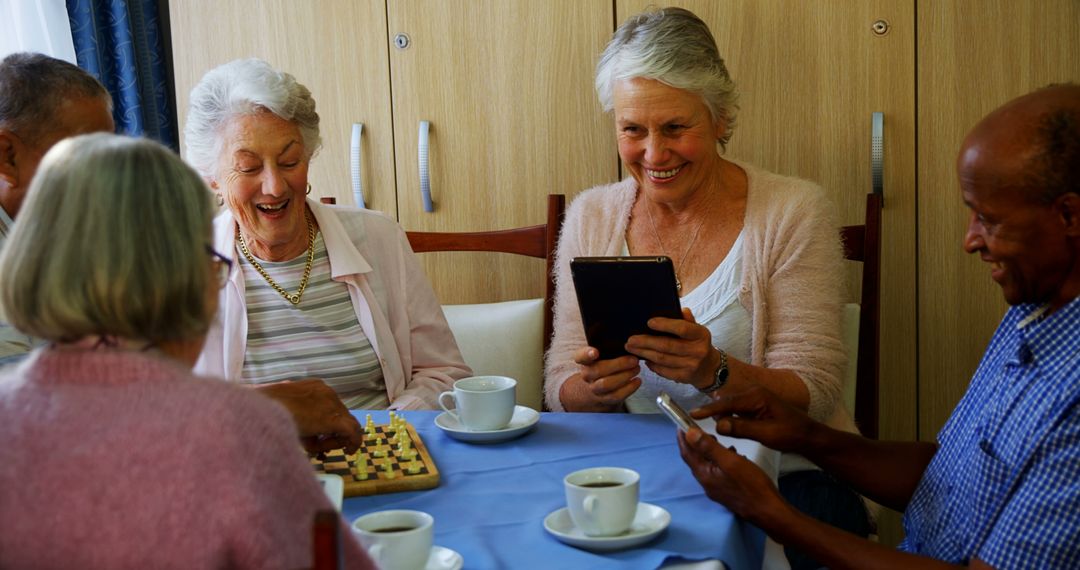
top-left (562, 307), bottom-right (727, 411)
top-left (560, 256), bottom-right (730, 411)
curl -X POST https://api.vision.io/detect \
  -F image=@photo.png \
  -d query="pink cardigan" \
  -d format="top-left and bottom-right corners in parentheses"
top-left (545, 161), bottom-right (855, 430)
top-left (196, 199), bottom-right (471, 409)
top-left (0, 348), bottom-right (374, 569)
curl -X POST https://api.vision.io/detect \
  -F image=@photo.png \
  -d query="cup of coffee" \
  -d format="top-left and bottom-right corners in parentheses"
top-left (438, 375), bottom-right (516, 431)
top-left (564, 467), bottom-right (640, 537)
top-left (351, 509), bottom-right (433, 570)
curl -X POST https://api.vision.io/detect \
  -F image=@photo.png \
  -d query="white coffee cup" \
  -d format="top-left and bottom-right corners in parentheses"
top-left (351, 509), bottom-right (433, 570)
top-left (438, 375), bottom-right (516, 431)
top-left (564, 467), bottom-right (640, 537)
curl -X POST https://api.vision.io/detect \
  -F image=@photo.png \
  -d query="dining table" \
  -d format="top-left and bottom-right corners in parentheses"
top-left (342, 409), bottom-right (788, 570)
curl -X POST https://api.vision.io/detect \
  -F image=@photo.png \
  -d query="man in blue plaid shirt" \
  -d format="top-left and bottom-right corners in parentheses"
top-left (679, 83), bottom-right (1080, 569)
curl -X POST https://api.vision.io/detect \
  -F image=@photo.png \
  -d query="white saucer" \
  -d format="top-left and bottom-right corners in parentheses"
top-left (426, 545), bottom-right (463, 570)
top-left (543, 502), bottom-right (670, 552)
top-left (435, 405), bottom-right (540, 443)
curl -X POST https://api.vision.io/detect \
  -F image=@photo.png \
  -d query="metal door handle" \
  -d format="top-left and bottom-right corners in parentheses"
top-left (418, 120), bottom-right (434, 212)
top-left (351, 123), bottom-right (365, 208)
top-left (871, 112), bottom-right (883, 205)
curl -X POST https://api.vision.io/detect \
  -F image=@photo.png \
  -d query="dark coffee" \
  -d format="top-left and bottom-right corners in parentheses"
top-left (580, 481), bottom-right (623, 488)
top-left (371, 526), bottom-right (416, 533)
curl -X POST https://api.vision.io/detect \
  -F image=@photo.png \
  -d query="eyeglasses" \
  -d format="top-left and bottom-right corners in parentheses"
top-left (205, 245), bottom-right (233, 288)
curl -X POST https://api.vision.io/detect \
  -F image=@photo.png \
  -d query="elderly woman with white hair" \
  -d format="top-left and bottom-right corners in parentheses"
top-left (0, 133), bottom-right (374, 569)
top-left (184, 59), bottom-right (470, 451)
top-left (543, 7), bottom-right (868, 568)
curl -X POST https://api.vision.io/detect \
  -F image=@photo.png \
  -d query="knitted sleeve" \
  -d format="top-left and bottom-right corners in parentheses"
top-left (753, 180), bottom-right (847, 421)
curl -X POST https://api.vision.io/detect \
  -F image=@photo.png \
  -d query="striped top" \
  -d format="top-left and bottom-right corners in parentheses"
top-left (239, 232), bottom-right (389, 409)
top-left (900, 297), bottom-right (1080, 567)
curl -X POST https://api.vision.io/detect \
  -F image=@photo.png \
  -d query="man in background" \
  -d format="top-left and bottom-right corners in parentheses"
top-left (681, 83), bottom-right (1080, 568)
top-left (0, 52), bottom-right (115, 365)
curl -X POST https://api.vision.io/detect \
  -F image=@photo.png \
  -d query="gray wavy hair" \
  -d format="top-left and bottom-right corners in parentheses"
top-left (183, 58), bottom-right (322, 178)
top-left (595, 7), bottom-right (739, 149)
top-left (0, 133), bottom-right (216, 344)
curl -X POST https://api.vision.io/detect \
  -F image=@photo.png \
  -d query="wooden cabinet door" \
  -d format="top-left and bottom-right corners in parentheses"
top-left (618, 0), bottom-right (918, 442)
top-left (386, 0), bottom-right (619, 305)
top-left (917, 0), bottom-right (1080, 438)
top-left (169, 0), bottom-right (397, 216)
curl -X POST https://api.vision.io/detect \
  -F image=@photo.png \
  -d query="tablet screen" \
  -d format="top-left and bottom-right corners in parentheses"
top-left (570, 256), bottom-right (682, 360)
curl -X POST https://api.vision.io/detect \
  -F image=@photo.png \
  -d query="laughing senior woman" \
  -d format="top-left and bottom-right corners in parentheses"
top-left (0, 134), bottom-right (373, 569)
top-left (544, 8), bottom-right (869, 568)
top-left (185, 59), bottom-right (470, 444)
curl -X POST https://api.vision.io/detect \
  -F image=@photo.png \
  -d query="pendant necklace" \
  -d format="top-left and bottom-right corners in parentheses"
top-left (645, 202), bottom-right (706, 294)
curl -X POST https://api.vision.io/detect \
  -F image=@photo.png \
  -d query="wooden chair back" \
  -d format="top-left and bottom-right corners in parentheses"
top-left (405, 194), bottom-right (566, 352)
top-left (839, 193), bottom-right (883, 438)
top-left (311, 509), bottom-right (342, 570)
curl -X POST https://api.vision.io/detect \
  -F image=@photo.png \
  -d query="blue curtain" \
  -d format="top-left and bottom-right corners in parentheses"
top-left (66, 0), bottom-right (176, 150)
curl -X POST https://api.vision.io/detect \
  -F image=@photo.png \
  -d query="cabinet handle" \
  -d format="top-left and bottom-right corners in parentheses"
top-left (871, 112), bottom-right (883, 205)
top-left (351, 123), bottom-right (365, 208)
top-left (418, 120), bottom-right (434, 213)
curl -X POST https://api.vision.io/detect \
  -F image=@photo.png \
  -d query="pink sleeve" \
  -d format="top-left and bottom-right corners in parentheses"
top-left (544, 198), bottom-right (590, 411)
top-left (758, 185), bottom-right (846, 421)
top-left (213, 395), bottom-right (376, 569)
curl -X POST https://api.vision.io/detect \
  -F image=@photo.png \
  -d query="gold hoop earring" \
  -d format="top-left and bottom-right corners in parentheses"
top-left (306, 183), bottom-right (312, 195)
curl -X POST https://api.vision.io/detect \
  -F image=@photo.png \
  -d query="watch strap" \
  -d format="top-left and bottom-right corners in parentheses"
top-left (698, 348), bottom-right (729, 394)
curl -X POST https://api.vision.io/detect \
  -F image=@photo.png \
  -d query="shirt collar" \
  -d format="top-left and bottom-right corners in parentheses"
top-left (1013, 296), bottom-right (1080, 365)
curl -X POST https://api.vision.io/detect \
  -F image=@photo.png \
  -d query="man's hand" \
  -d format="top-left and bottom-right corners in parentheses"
top-left (691, 384), bottom-right (818, 453)
top-left (678, 427), bottom-right (789, 523)
top-left (255, 379), bottom-right (363, 454)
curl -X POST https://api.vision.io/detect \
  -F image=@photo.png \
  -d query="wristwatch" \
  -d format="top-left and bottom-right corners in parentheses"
top-left (697, 348), bottom-right (729, 394)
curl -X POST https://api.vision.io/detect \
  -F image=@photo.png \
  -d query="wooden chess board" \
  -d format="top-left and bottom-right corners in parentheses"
top-left (310, 419), bottom-right (439, 497)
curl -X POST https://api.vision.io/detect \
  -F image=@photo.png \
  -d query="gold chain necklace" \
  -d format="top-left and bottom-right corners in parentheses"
top-left (645, 202), bottom-right (707, 293)
top-left (236, 213), bottom-right (316, 305)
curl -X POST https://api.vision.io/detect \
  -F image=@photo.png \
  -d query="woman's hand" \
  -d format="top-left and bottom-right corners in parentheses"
top-left (559, 347), bottom-right (642, 412)
top-left (678, 427), bottom-right (788, 523)
top-left (625, 307), bottom-right (720, 390)
top-left (255, 379), bottom-right (363, 454)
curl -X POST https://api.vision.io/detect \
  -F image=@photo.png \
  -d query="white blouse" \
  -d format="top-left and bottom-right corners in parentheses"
top-left (624, 231), bottom-right (752, 413)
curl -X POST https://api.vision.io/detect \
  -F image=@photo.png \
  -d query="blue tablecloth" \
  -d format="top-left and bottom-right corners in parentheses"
top-left (343, 410), bottom-right (767, 570)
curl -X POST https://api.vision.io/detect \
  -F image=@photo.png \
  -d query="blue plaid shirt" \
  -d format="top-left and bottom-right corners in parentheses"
top-left (900, 296), bottom-right (1080, 567)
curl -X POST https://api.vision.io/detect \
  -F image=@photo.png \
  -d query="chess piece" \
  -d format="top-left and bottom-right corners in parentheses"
top-left (355, 455), bottom-right (369, 481)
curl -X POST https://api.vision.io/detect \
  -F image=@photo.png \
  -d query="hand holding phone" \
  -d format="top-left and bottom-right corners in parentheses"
top-left (657, 392), bottom-right (695, 432)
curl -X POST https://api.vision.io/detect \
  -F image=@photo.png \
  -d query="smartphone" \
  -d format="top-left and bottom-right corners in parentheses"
top-left (657, 392), bottom-right (695, 432)
top-left (570, 256), bottom-right (683, 360)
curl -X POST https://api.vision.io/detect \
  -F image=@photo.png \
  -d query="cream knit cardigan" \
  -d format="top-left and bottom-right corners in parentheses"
top-left (545, 161), bottom-right (857, 432)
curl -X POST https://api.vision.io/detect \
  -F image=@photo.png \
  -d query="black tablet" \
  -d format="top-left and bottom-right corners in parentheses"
top-left (570, 256), bottom-right (683, 360)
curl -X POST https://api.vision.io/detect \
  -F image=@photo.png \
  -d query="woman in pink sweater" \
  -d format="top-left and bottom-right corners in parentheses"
top-left (544, 8), bottom-right (869, 569)
top-left (0, 134), bottom-right (373, 569)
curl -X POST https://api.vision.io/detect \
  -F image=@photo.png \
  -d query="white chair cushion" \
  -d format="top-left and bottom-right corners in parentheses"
top-left (841, 302), bottom-right (861, 415)
top-left (441, 298), bottom-right (544, 411)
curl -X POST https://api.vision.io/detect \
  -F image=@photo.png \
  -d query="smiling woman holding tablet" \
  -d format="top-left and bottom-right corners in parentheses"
top-left (542, 8), bottom-right (869, 568)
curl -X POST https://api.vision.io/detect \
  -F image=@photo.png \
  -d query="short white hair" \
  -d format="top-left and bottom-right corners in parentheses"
top-left (183, 58), bottom-right (322, 177)
top-left (0, 133), bottom-right (216, 343)
top-left (595, 7), bottom-right (739, 149)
